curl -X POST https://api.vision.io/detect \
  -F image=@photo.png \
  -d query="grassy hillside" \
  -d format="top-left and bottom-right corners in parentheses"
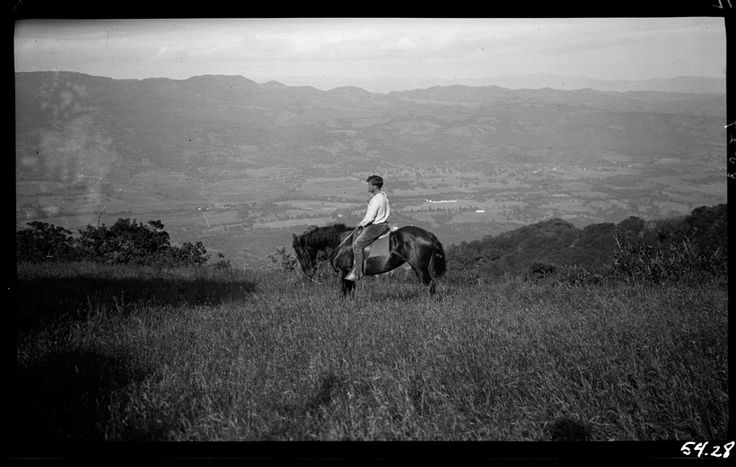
top-left (447, 204), bottom-right (727, 278)
top-left (14, 258), bottom-right (728, 444)
top-left (13, 203), bottom-right (729, 448)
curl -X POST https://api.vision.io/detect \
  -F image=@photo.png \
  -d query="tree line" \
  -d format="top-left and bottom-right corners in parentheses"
top-left (16, 218), bottom-right (210, 266)
top-left (445, 204), bottom-right (727, 283)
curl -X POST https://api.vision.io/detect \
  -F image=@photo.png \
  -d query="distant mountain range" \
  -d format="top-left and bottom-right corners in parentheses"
top-left (15, 71), bottom-right (726, 185)
top-left (270, 74), bottom-right (727, 94)
top-left (453, 75), bottom-right (726, 94)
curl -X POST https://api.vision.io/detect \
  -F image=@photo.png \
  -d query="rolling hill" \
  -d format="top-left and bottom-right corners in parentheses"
top-left (447, 203), bottom-right (727, 277)
top-left (16, 71), bottom-right (725, 178)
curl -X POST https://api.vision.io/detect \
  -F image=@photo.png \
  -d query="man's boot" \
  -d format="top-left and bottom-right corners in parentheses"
top-left (345, 248), bottom-right (364, 281)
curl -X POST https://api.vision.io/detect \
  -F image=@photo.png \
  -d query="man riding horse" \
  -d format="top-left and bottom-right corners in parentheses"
top-left (345, 175), bottom-right (390, 281)
top-left (292, 176), bottom-right (445, 295)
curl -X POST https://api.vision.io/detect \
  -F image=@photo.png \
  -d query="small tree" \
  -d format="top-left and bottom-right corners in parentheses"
top-left (617, 216), bottom-right (645, 236)
top-left (17, 218), bottom-right (219, 267)
top-left (213, 252), bottom-right (231, 270)
top-left (16, 221), bottom-right (78, 262)
top-left (170, 241), bottom-right (209, 265)
top-left (77, 218), bottom-right (172, 264)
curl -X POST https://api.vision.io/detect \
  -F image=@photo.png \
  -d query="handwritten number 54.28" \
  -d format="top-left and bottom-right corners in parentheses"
top-left (681, 441), bottom-right (735, 458)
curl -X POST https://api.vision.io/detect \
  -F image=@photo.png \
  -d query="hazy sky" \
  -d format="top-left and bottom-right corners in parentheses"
top-left (15, 17), bottom-right (726, 92)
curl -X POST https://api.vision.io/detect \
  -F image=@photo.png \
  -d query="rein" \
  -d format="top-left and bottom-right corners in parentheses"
top-left (326, 227), bottom-right (360, 264)
top-left (334, 227), bottom-right (359, 251)
top-left (301, 226), bottom-right (359, 272)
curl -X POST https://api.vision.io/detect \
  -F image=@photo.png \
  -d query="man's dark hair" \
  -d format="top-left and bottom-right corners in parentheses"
top-left (366, 175), bottom-right (383, 189)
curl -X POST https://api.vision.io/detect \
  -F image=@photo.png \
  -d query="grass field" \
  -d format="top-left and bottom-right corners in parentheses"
top-left (14, 261), bottom-right (729, 444)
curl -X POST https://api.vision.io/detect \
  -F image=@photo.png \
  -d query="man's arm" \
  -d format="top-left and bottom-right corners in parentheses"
top-left (359, 197), bottom-right (379, 227)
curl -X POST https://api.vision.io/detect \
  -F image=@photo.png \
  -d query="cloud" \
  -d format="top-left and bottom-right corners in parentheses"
top-left (14, 18), bottom-right (726, 83)
top-left (152, 46), bottom-right (192, 61)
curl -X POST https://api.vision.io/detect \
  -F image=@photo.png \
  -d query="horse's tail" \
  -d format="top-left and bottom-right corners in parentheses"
top-left (428, 234), bottom-right (447, 278)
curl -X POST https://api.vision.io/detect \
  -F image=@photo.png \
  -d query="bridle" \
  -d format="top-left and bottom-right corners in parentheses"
top-left (297, 226), bottom-right (361, 277)
top-left (299, 245), bottom-right (318, 276)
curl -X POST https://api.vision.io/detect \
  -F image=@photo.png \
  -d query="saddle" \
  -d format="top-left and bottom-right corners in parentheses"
top-left (362, 224), bottom-right (399, 259)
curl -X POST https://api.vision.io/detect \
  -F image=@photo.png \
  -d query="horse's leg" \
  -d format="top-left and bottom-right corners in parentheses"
top-left (406, 260), bottom-right (436, 296)
top-left (391, 234), bottom-right (435, 296)
top-left (334, 246), bottom-right (357, 297)
top-left (423, 270), bottom-right (437, 296)
top-left (340, 272), bottom-right (355, 297)
top-left (427, 276), bottom-right (436, 296)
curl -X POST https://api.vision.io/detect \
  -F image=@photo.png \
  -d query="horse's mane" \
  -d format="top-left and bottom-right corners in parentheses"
top-left (298, 223), bottom-right (354, 249)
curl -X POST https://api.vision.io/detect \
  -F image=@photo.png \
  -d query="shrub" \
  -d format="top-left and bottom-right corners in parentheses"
top-left (16, 221), bottom-right (80, 263)
top-left (76, 218), bottom-right (172, 264)
top-left (616, 216), bottom-right (645, 236)
top-left (168, 241), bottom-right (209, 266)
top-left (524, 262), bottom-right (557, 281)
top-left (213, 253), bottom-right (232, 270)
top-left (612, 230), bottom-right (725, 283)
top-left (17, 219), bottom-right (214, 267)
top-left (268, 247), bottom-right (298, 272)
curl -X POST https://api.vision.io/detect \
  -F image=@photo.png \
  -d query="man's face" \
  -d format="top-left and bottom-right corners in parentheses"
top-left (368, 183), bottom-right (379, 195)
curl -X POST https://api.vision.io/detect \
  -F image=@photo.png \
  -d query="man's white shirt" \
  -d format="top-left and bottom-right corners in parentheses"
top-left (359, 191), bottom-right (390, 227)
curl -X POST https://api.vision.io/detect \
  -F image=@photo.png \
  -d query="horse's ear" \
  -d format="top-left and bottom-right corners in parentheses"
top-left (292, 233), bottom-right (304, 246)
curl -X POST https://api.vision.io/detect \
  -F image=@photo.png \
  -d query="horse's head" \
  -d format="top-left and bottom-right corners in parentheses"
top-left (292, 224), bottom-right (354, 278)
top-left (292, 233), bottom-right (316, 277)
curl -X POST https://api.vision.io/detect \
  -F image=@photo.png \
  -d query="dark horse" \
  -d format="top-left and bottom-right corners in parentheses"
top-left (292, 223), bottom-right (446, 296)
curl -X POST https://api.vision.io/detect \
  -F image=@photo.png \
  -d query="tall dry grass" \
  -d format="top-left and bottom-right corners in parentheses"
top-left (14, 262), bottom-right (728, 442)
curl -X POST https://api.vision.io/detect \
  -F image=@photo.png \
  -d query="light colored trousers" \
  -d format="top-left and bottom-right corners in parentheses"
top-left (351, 222), bottom-right (390, 274)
